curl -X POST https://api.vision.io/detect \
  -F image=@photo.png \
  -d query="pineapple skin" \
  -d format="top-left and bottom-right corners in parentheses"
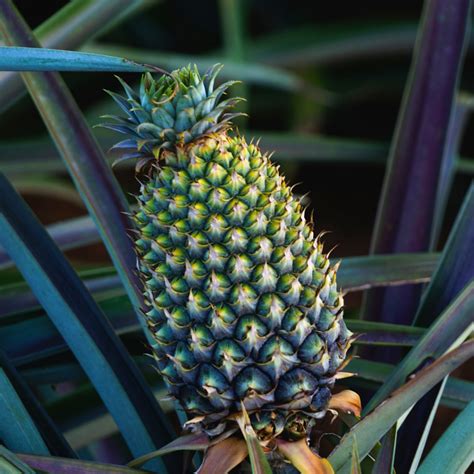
top-left (105, 66), bottom-right (352, 440)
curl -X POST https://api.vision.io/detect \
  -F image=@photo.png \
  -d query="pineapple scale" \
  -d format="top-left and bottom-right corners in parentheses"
top-left (134, 133), bottom-right (352, 436)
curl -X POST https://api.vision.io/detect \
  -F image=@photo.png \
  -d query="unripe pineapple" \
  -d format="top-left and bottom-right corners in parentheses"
top-left (105, 65), bottom-right (353, 470)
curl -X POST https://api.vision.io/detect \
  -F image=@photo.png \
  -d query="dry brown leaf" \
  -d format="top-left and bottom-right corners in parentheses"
top-left (328, 390), bottom-right (362, 417)
top-left (276, 438), bottom-right (334, 474)
top-left (197, 436), bottom-right (248, 474)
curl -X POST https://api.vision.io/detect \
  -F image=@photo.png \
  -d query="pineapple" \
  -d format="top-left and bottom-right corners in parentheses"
top-left (104, 65), bottom-right (354, 471)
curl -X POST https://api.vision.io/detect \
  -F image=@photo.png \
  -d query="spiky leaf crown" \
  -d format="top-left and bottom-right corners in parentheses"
top-left (102, 64), bottom-right (242, 170)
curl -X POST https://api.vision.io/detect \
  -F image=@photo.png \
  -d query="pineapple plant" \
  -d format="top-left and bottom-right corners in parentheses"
top-left (103, 64), bottom-right (356, 472)
top-left (0, 1), bottom-right (473, 473)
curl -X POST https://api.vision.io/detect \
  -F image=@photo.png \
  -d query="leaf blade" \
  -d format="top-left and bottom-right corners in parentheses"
top-left (0, 46), bottom-right (152, 72)
top-left (363, 0), bottom-right (471, 327)
top-left (328, 340), bottom-right (474, 471)
top-left (0, 0), bottom-right (150, 113)
top-left (417, 400), bottom-right (474, 474)
top-left (0, 173), bottom-right (175, 471)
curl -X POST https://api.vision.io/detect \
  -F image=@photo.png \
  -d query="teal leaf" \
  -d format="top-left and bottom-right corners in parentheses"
top-left (0, 46), bottom-right (152, 72)
top-left (0, 0), bottom-right (151, 113)
top-left (0, 173), bottom-right (175, 472)
top-left (0, 446), bottom-right (36, 473)
top-left (395, 185), bottom-right (474, 471)
top-left (417, 400), bottom-right (474, 474)
top-left (365, 280), bottom-right (474, 414)
top-left (0, 0), bottom-right (156, 358)
top-left (0, 349), bottom-right (74, 457)
top-left (347, 358), bottom-right (473, 410)
top-left (372, 424), bottom-right (396, 474)
top-left (415, 185), bottom-right (474, 327)
top-left (0, 367), bottom-right (49, 455)
top-left (328, 340), bottom-right (474, 471)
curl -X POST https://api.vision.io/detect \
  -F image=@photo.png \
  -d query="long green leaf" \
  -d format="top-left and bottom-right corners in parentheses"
top-left (417, 400), bottom-right (474, 474)
top-left (372, 425), bottom-right (396, 474)
top-left (0, 446), bottom-right (36, 474)
top-left (346, 320), bottom-right (424, 347)
top-left (128, 433), bottom-right (210, 469)
top-left (0, 367), bottom-right (49, 455)
top-left (248, 20), bottom-right (474, 67)
top-left (328, 340), bottom-right (474, 471)
top-left (248, 21), bottom-right (419, 67)
top-left (415, 185), bottom-right (474, 327)
top-left (0, 214), bottom-right (97, 270)
top-left (0, 0), bottom-right (151, 345)
top-left (347, 358), bottom-right (474, 410)
top-left (0, 0), bottom-right (151, 113)
top-left (396, 185), bottom-right (474, 471)
top-left (0, 173), bottom-right (175, 472)
top-left (0, 350), bottom-right (74, 457)
top-left (0, 46), bottom-right (152, 72)
top-left (365, 280), bottom-right (474, 413)
top-left (338, 253), bottom-right (437, 291)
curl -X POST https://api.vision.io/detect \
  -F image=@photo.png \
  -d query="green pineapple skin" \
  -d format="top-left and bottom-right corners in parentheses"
top-left (105, 65), bottom-right (352, 440)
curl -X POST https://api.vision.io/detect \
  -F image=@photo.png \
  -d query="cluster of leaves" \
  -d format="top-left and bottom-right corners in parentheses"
top-left (0, 0), bottom-right (472, 473)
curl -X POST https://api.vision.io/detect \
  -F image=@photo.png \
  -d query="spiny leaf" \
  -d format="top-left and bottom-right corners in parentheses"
top-left (328, 340), bottom-right (474, 470)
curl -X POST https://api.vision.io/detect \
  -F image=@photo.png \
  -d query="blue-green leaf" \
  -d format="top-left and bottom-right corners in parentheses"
top-left (328, 340), bottom-right (474, 471)
top-left (0, 173), bottom-right (175, 472)
top-left (0, 0), bottom-right (153, 352)
top-left (415, 184), bottom-right (474, 327)
top-left (0, 350), bottom-right (74, 457)
top-left (0, 446), bottom-right (36, 473)
top-left (0, 367), bottom-right (49, 456)
top-left (395, 185), bottom-right (474, 471)
top-left (0, 0), bottom-right (151, 113)
top-left (365, 280), bottom-right (474, 414)
top-left (417, 400), bottom-right (474, 474)
top-left (0, 46), bottom-right (152, 72)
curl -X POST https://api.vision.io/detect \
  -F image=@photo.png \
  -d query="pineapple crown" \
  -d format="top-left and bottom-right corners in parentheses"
top-left (101, 64), bottom-right (243, 170)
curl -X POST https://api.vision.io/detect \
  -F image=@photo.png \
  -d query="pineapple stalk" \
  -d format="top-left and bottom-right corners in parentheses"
top-left (104, 65), bottom-right (354, 473)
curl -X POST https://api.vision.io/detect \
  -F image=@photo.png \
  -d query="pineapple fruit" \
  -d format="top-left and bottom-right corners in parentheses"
top-left (105, 65), bottom-right (354, 472)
